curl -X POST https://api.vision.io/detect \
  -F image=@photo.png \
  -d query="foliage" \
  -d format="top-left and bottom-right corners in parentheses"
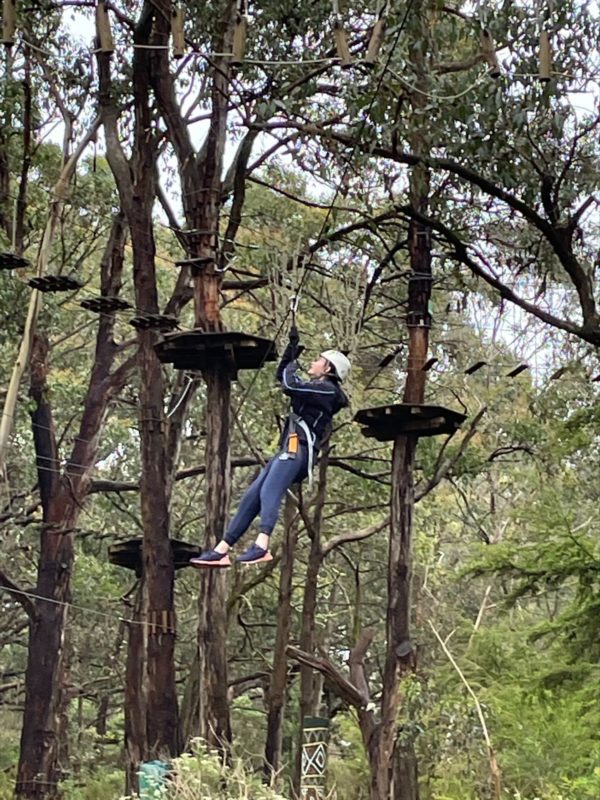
top-left (159, 740), bottom-right (288, 800)
top-left (327, 713), bottom-right (370, 800)
top-left (1, 0), bottom-right (599, 798)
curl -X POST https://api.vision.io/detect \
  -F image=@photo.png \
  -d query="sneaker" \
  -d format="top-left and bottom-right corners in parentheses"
top-left (189, 549), bottom-right (231, 568)
top-left (235, 543), bottom-right (273, 565)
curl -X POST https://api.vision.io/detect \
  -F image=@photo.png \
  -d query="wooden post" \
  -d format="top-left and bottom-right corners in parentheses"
top-left (231, 13), bottom-right (248, 66)
top-left (300, 717), bottom-right (330, 800)
top-left (2, 0), bottom-right (16, 47)
top-left (480, 28), bottom-right (500, 78)
top-left (96, 0), bottom-right (114, 54)
top-left (539, 31), bottom-right (552, 82)
top-left (171, 6), bottom-right (185, 60)
top-left (333, 17), bottom-right (352, 68)
top-left (373, 3), bottom-right (431, 796)
top-left (364, 18), bottom-right (385, 67)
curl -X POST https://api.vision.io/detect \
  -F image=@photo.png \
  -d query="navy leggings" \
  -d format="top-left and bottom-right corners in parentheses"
top-left (223, 445), bottom-right (309, 546)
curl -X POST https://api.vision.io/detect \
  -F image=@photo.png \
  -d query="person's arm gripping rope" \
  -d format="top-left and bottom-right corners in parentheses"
top-left (277, 326), bottom-right (337, 403)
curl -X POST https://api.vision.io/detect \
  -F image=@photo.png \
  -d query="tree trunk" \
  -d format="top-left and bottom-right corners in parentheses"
top-left (16, 498), bottom-right (75, 798)
top-left (264, 494), bottom-right (298, 783)
top-left (372, 219), bottom-right (431, 800)
top-left (393, 740), bottom-right (420, 800)
top-left (372, 1), bottom-right (433, 793)
top-left (147, 2), bottom-right (236, 754)
top-left (293, 534), bottom-right (323, 795)
top-left (179, 649), bottom-right (200, 744)
top-left (197, 368), bottom-right (232, 752)
top-left (16, 219), bottom-right (130, 799)
top-left (125, 584), bottom-right (146, 795)
top-left (98, 8), bottom-right (182, 766)
top-left (292, 446), bottom-right (331, 796)
top-left (136, 288), bottom-right (180, 759)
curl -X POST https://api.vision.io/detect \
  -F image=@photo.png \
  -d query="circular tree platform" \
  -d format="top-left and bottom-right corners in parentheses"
top-left (354, 403), bottom-right (466, 440)
top-left (154, 329), bottom-right (277, 376)
top-left (108, 538), bottom-right (199, 575)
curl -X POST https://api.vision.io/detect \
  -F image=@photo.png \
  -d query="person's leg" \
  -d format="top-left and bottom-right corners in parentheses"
top-left (237, 447), bottom-right (308, 563)
top-left (221, 459), bottom-right (274, 548)
top-left (190, 459), bottom-right (274, 567)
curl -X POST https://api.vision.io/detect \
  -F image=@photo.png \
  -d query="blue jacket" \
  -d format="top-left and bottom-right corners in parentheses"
top-left (276, 342), bottom-right (348, 451)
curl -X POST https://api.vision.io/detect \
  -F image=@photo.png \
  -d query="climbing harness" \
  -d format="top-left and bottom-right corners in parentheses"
top-left (279, 411), bottom-right (316, 487)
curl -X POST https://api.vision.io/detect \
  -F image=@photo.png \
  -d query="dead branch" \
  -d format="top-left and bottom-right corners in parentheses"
top-left (286, 644), bottom-right (369, 710)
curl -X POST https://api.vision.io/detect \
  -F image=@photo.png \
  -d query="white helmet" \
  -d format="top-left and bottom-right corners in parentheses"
top-left (321, 350), bottom-right (351, 382)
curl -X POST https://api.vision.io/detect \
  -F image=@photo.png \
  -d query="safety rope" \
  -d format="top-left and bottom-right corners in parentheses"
top-left (229, 0), bottom-right (418, 423)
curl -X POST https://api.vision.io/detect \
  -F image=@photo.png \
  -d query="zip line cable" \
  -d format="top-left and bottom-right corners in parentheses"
top-left (0, 583), bottom-right (153, 628)
top-left (0, 351), bottom-right (586, 479)
top-left (1, 11), bottom-right (592, 470)
top-left (2, 187), bottom-right (408, 318)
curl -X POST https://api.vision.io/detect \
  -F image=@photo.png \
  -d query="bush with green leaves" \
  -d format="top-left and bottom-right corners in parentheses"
top-left (158, 740), bottom-right (288, 800)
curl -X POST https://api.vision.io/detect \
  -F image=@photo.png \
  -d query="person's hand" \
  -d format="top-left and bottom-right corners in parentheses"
top-left (288, 324), bottom-right (300, 347)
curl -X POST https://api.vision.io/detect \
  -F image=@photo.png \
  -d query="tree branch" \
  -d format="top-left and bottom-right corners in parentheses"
top-left (415, 407), bottom-right (486, 501)
top-left (0, 569), bottom-right (37, 620)
top-left (348, 627), bottom-right (375, 702)
top-left (396, 204), bottom-right (599, 344)
top-left (322, 516), bottom-right (390, 557)
top-left (253, 119), bottom-right (598, 333)
top-left (429, 620), bottom-right (502, 800)
top-left (87, 456), bottom-right (261, 494)
top-left (286, 645), bottom-right (369, 710)
top-left (433, 54), bottom-right (484, 73)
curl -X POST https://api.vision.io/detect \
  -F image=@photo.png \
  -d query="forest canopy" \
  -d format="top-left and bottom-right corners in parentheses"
top-left (0, 1), bottom-right (598, 799)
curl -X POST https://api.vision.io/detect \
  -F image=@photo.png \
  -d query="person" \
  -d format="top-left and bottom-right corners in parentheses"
top-left (190, 326), bottom-right (350, 567)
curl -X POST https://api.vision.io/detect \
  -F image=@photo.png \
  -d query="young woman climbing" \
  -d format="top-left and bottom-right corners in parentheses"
top-left (190, 326), bottom-right (350, 567)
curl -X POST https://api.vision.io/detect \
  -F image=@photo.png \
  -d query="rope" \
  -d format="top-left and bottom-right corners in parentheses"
top-left (227, 0), bottom-right (419, 425)
top-left (166, 374), bottom-right (197, 418)
top-left (0, 583), bottom-right (149, 628)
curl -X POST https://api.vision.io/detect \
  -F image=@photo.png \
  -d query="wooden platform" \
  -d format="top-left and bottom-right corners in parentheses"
top-left (0, 252), bottom-right (29, 270)
top-left (80, 296), bottom-right (132, 313)
top-left (154, 329), bottom-right (277, 375)
top-left (28, 275), bottom-right (83, 292)
top-left (354, 403), bottom-right (466, 440)
top-left (108, 538), bottom-right (198, 575)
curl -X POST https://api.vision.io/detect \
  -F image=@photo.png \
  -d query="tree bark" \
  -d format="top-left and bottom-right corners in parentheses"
top-left (16, 500), bottom-right (75, 798)
top-left (148, 2), bottom-right (239, 756)
top-left (372, 2), bottom-right (432, 794)
top-left (125, 584), bottom-right (146, 795)
top-left (15, 216), bottom-right (131, 799)
top-left (98, 5), bottom-right (181, 766)
top-left (197, 368), bottom-right (232, 752)
top-left (264, 494), bottom-right (298, 783)
top-left (393, 740), bottom-right (420, 800)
